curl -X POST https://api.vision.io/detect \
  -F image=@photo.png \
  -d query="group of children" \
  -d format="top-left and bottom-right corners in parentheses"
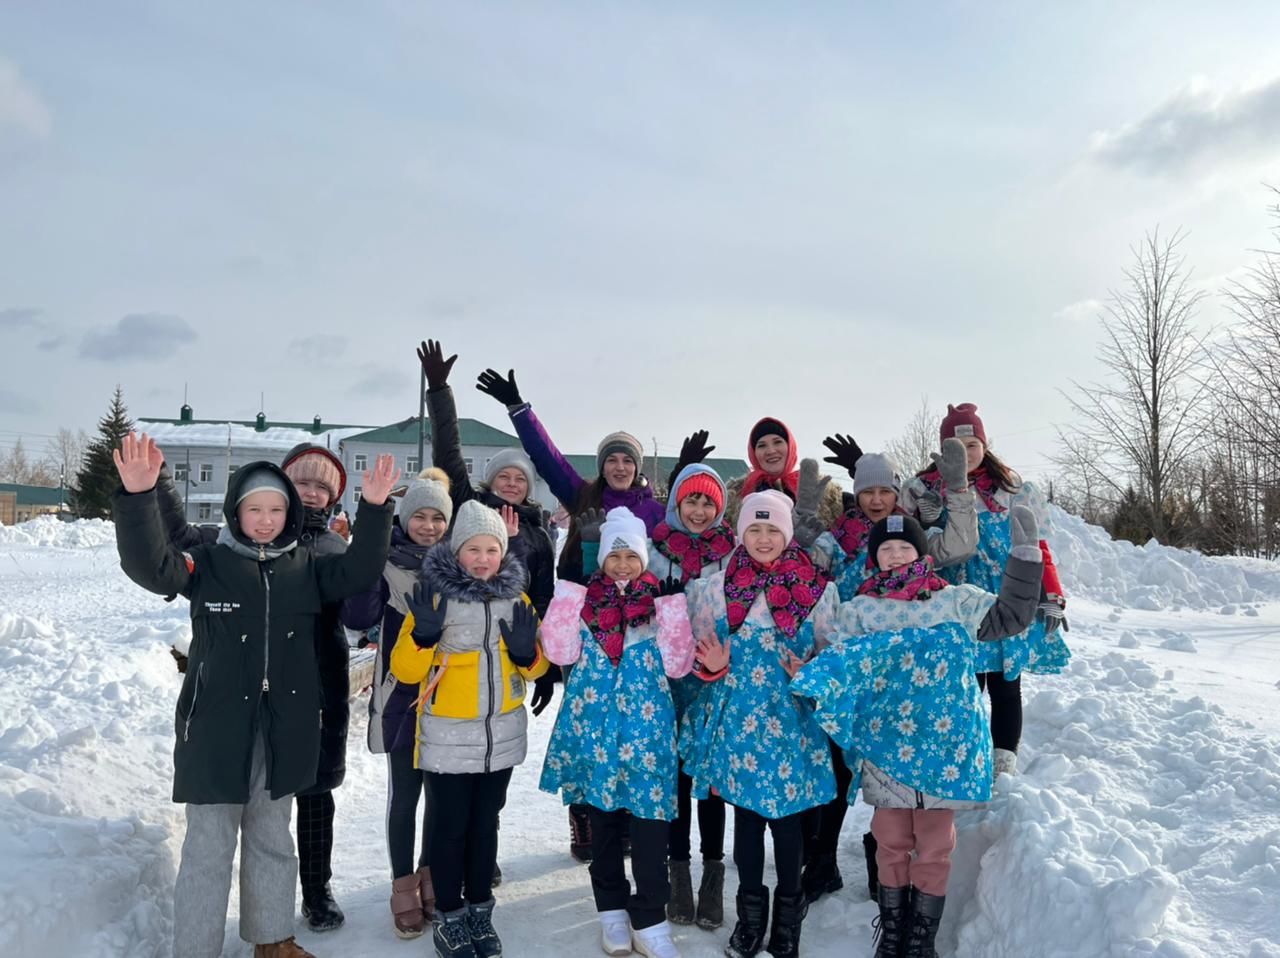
top-left (111, 339), bottom-right (1070, 958)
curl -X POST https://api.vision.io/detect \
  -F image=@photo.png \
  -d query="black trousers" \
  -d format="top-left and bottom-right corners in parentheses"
top-left (803, 743), bottom-right (854, 862)
top-left (978, 672), bottom-right (1023, 752)
top-left (733, 806), bottom-right (804, 897)
top-left (387, 748), bottom-right (430, 879)
top-left (669, 763), bottom-right (726, 862)
top-left (589, 808), bottom-right (669, 931)
top-left (296, 790), bottom-right (335, 894)
top-left (425, 768), bottom-right (513, 913)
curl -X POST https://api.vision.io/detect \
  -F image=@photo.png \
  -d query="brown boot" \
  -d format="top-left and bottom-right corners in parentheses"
top-left (391, 873), bottom-right (426, 939)
top-left (253, 938), bottom-right (316, 958)
top-left (417, 865), bottom-right (436, 920)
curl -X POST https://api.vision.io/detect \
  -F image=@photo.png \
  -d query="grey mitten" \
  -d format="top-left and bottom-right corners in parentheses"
top-left (931, 437), bottom-right (969, 492)
top-left (1009, 504), bottom-right (1041, 560)
top-left (576, 507), bottom-right (606, 543)
top-left (793, 458), bottom-right (831, 549)
top-left (916, 490), bottom-right (944, 527)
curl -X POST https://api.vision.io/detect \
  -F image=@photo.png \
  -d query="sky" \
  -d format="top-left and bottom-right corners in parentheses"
top-left (3, 1), bottom-right (1280, 484)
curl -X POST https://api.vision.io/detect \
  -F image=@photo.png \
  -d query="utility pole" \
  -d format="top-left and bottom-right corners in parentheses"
top-left (417, 365), bottom-right (427, 470)
top-left (184, 447), bottom-right (192, 521)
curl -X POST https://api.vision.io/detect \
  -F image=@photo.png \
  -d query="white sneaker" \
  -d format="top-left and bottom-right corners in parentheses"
top-left (600, 909), bottom-right (633, 955)
top-left (633, 919), bottom-right (681, 958)
top-left (994, 748), bottom-right (1018, 776)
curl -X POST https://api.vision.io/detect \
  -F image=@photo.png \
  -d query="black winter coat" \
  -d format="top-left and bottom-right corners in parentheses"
top-left (426, 384), bottom-right (556, 617)
top-left (114, 465), bottom-right (392, 804)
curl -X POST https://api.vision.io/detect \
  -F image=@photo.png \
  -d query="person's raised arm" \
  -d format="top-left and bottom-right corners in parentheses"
top-left (419, 339), bottom-right (478, 510)
top-left (476, 367), bottom-right (584, 505)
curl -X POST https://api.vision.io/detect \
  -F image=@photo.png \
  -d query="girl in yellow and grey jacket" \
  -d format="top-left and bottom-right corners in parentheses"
top-left (390, 500), bottom-right (548, 958)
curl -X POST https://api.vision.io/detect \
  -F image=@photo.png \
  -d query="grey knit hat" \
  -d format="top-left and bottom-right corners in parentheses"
top-left (450, 500), bottom-right (509, 557)
top-left (596, 430), bottom-right (644, 476)
top-left (399, 475), bottom-right (453, 525)
top-left (853, 453), bottom-right (901, 496)
top-left (236, 467), bottom-right (290, 506)
top-left (484, 448), bottom-right (536, 491)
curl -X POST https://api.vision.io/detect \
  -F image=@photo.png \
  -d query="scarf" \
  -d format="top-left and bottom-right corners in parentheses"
top-left (724, 544), bottom-right (826, 638)
top-left (580, 570), bottom-right (661, 666)
top-left (652, 520), bottom-right (736, 582)
top-left (918, 468), bottom-right (1006, 514)
top-left (856, 556), bottom-right (949, 601)
top-left (215, 524), bottom-right (296, 562)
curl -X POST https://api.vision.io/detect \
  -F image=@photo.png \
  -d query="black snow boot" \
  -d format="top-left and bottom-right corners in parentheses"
top-left (300, 883), bottom-right (345, 932)
top-left (568, 804), bottom-right (593, 863)
top-left (725, 886), bottom-right (769, 958)
top-left (466, 899), bottom-right (502, 958)
top-left (872, 885), bottom-right (910, 958)
top-left (433, 906), bottom-right (477, 958)
top-left (668, 859), bottom-right (695, 924)
top-left (903, 889), bottom-right (945, 958)
top-left (764, 890), bottom-right (807, 957)
top-left (801, 851), bottom-right (843, 904)
top-left (697, 859), bottom-right (726, 929)
top-left (863, 831), bottom-right (880, 899)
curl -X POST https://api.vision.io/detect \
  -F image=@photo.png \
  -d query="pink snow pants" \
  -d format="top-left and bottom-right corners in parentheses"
top-left (871, 807), bottom-right (956, 896)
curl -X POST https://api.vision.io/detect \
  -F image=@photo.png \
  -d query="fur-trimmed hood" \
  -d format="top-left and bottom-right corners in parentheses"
top-left (422, 542), bottom-right (529, 602)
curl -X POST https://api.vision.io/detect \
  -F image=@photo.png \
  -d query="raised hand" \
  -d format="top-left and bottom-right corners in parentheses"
top-left (1009, 504), bottom-right (1039, 550)
top-left (361, 454), bottom-right (401, 506)
top-left (576, 507), bottom-right (606, 543)
top-left (500, 504), bottom-right (520, 537)
top-left (113, 431), bottom-right (165, 493)
top-left (667, 429), bottom-right (715, 492)
top-left (405, 583), bottom-right (448, 649)
top-left (931, 437), bottom-right (969, 493)
top-left (476, 368), bottom-right (523, 407)
top-left (695, 634), bottom-right (731, 674)
top-left (417, 339), bottom-right (458, 390)
top-left (822, 433), bottom-right (864, 479)
top-left (499, 600), bottom-right (539, 667)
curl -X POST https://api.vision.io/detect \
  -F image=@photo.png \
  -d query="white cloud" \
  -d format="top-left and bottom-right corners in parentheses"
top-left (0, 56), bottom-right (52, 142)
top-left (1053, 299), bottom-right (1104, 324)
top-left (1090, 75), bottom-right (1280, 175)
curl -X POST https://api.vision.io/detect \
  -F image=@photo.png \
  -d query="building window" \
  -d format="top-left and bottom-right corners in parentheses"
top-left (354, 454), bottom-right (368, 472)
top-left (353, 487), bottom-right (363, 502)
top-left (173, 464), bottom-right (189, 482)
top-left (463, 457), bottom-right (474, 476)
top-left (406, 456), bottom-right (420, 473)
top-left (197, 503), bottom-right (213, 520)
top-left (199, 464), bottom-right (213, 482)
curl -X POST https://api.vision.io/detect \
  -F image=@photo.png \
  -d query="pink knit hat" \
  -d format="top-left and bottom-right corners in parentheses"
top-left (940, 403), bottom-right (987, 446)
top-left (737, 490), bottom-right (794, 543)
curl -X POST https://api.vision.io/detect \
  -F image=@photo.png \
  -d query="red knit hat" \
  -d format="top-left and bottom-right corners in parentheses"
top-left (940, 403), bottom-right (987, 446)
top-left (676, 472), bottom-right (724, 513)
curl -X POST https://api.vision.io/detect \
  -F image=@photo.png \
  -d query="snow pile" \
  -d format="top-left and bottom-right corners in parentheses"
top-left (0, 515), bottom-right (116, 549)
top-left (1047, 504), bottom-right (1280, 613)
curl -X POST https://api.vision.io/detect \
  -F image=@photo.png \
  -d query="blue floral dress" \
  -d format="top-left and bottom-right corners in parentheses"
top-left (679, 572), bottom-right (840, 819)
top-left (540, 615), bottom-right (685, 821)
top-left (791, 585), bottom-right (1000, 807)
top-left (813, 534), bottom-right (873, 601)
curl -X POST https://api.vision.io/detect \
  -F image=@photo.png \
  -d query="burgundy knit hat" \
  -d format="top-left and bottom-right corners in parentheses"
top-left (939, 403), bottom-right (987, 446)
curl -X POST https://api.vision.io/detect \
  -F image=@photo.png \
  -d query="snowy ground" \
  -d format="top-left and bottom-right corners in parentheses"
top-left (2, 512), bottom-right (1280, 957)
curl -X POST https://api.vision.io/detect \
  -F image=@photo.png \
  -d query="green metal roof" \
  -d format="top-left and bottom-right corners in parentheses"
top-left (564, 455), bottom-right (749, 485)
top-left (342, 416), bottom-right (520, 447)
top-left (142, 417), bottom-right (371, 431)
top-left (0, 483), bottom-right (65, 505)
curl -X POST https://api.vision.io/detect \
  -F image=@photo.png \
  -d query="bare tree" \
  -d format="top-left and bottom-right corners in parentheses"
top-left (1057, 229), bottom-right (1210, 542)
top-left (884, 396), bottom-right (941, 475)
top-left (44, 427), bottom-right (91, 484)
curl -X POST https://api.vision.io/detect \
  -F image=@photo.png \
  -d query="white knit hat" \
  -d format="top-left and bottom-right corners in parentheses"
top-left (599, 507), bottom-right (648, 569)
top-left (399, 475), bottom-right (453, 524)
top-left (737, 490), bottom-right (794, 543)
top-left (449, 500), bottom-right (509, 557)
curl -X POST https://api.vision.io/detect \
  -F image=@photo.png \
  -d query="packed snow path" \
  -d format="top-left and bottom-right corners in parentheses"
top-left (1, 514), bottom-right (1279, 957)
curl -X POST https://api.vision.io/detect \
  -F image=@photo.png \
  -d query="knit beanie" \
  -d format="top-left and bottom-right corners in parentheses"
top-left (866, 514), bottom-right (929, 565)
top-left (596, 431), bottom-right (644, 476)
top-left (399, 469), bottom-right (453, 525)
top-left (749, 418), bottom-right (789, 448)
top-left (484, 448), bottom-right (536, 491)
top-left (676, 471), bottom-right (725, 513)
top-left (737, 490), bottom-right (794, 544)
top-left (853, 453), bottom-right (902, 496)
top-left (940, 403), bottom-right (987, 446)
top-left (599, 507), bottom-right (649, 569)
top-left (236, 467), bottom-right (291, 506)
top-left (282, 445), bottom-right (346, 505)
top-left (449, 500), bottom-right (509, 557)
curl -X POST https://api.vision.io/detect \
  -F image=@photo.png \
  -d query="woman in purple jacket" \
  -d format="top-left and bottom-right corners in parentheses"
top-left (476, 368), bottom-right (664, 587)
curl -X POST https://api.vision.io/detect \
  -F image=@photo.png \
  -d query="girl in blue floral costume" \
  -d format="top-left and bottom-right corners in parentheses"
top-left (539, 507), bottom-right (695, 958)
top-left (791, 446), bottom-right (978, 904)
top-left (789, 511), bottom-right (1042, 958)
top-left (899, 402), bottom-right (1071, 777)
top-left (681, 490), bottom-right (839, 958)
